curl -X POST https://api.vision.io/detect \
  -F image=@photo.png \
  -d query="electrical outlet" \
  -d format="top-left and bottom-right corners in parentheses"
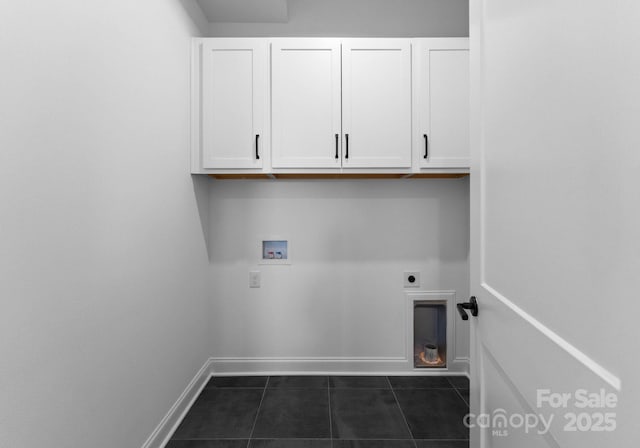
top-left (249, 271), bottom-right (261, 288)
top-left (404, 271), bottom-right (420, 288)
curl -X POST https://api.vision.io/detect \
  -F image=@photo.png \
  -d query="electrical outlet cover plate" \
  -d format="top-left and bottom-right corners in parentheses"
top-left (404, 271), bottom-right (420, 288)
top-left (249, 271), bottom-right (261, 288)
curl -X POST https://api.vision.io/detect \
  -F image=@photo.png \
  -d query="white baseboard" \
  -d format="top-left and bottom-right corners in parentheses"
top-left (451, 356), bottom-right (471, 377)
top-left (210, 356), bottom-right (469, 376)
top-left (141, 358), bottom-right (213, 448)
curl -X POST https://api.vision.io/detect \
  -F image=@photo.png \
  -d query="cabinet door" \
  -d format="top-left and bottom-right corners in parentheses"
top-left (271, 39), bottom-right (342, 168)
top-left (342, 39), bottom-right (412, 169)
top-left (201, 39), bottom-right (267, 169)
top-left (414, 38), bottom-right (470, 169)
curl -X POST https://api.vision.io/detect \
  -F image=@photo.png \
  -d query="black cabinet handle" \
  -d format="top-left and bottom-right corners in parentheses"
top-left (345, 134), bottom-right (349, 159)
top-left (457, 296), bottom-right (478, 321)
top-left (423, 134), bottom-right (429, 159)
top-left (255, 134), bottom-right (260, 160)
top-left (335, 134), bottom-right (339, 159)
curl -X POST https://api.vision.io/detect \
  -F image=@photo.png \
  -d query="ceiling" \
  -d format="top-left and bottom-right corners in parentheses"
top-left (196, 0), bottom-right (288, 23)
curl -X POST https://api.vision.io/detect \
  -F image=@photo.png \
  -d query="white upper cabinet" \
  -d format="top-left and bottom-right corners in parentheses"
top-left (271, 39), bottom-right (342, 168)
top-left (192, 37), bottom-right (470, 174)
top-left (414, 38), bottom-right (470, 169)
top-left (200, 39), bottom-right (268, 169)
top-left (342, 39), bottom-right (412, 169)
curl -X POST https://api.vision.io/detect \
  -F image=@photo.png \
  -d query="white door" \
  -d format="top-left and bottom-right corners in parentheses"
top-left (414, 38), bottom-right (470, 169)
top-left (342, 39), bottom-right (412, 169)
top-left (271, 39), bottom-right (342, 168)
top-left (469, 0), bottom-right (638, 447)
top-left (201, 39), bottom-right (267, 169)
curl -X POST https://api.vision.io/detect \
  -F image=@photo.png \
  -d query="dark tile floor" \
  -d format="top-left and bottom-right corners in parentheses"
top-left (168, 376), bottom-right (469, 448)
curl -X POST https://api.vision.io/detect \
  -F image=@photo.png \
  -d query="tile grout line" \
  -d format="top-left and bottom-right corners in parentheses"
top-left (448, 379), bottom-right (471, 442)
top-left (327, 376), bottom-right (333, 448)
top-left (445, 376), bottom-right (459, 389)
top-left (452, 385), bottom-right (470, 408)
top-left (246, 376), bottom-right (270, 448)
top-left (386, 376), bottom-right (418, 448)
top-left (447, 376), bottom-right (470, 408)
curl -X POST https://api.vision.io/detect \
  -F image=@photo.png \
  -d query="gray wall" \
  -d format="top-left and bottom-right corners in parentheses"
top-left (0, 1), bottom-right (210, 447)
top-left (208, 0), bottom-right (469, 37)
top-left (207, 179), bottom-right (470, 372)
top-left (204, 0), bottom-right (471, 373)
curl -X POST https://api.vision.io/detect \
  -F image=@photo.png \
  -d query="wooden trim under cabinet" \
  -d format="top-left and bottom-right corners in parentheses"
top-left (207, 173), bottom-right (469, 180)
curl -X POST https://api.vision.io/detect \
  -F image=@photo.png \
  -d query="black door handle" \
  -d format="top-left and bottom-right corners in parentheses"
top-left (335, 134), bottom-right (339, 159)
top-left (423, 134), bottom-right (429, 159)
top-left (255, 134), bottom-right (260, 160)
top-left (345, 134), bottom-right (349, 159)
top-left (457, 296), bottom-right (478, 321)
